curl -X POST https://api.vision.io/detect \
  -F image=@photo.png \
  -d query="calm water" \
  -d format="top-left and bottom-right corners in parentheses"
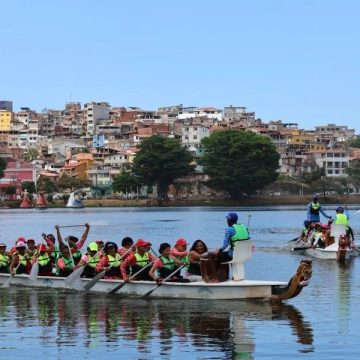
top-left (1, 206), bottom-right (360, 359)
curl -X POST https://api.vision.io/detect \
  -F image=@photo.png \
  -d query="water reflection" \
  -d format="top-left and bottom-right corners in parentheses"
top-left (0, 288), bottom-right (313, 358)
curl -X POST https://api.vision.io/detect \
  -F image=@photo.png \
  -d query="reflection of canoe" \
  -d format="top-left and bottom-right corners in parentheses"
top-left (0, 258), bottom-right (312, 301)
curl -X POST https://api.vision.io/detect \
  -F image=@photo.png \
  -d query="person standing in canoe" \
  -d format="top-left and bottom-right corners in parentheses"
top-left (307, 195), bottom-right (332, 223)
top-left (334, 205), bottom-right (355, 247)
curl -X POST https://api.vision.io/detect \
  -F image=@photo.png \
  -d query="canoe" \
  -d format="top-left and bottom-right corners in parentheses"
top-left (0, 258), bottom-right (312, 301)
top-left (304, 224), bottom-right (358, 261)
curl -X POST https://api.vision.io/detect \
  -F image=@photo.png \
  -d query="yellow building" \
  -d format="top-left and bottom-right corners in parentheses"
top-left (0, 111), bottom-right (13, 131)
top-left (59, 153), bottom-right (94, 181)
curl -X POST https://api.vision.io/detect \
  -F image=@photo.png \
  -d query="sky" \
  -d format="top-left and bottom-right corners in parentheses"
top-left (1, 0), bottom-right (360, 133)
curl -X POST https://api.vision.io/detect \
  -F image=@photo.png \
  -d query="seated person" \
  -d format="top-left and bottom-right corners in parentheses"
top-left (0, 243), bottom-right (11, 274)
top-left (9, 241), bottom-right (31, 275)
top-left (95, 242), bottom-right (122, 279)
top-left (185, 239), bottom-right (208, 282)
top-left (149, 242), bottom-right (189, 283)
top-left (77, 242), bottom-right (101, 278)
top-left (121, 239), bottom-right (155, 281)
top-left (312, 224), bottom-right (328, 248)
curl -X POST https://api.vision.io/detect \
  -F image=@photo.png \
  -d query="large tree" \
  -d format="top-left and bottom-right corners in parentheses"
top-left (132, 135), bottom-right (193, 201)
top-left (200, 130), bottom-right (280, 199)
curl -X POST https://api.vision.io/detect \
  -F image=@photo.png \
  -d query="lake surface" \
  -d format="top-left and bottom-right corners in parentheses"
top-left (1, 205), bottom-right (360, 359)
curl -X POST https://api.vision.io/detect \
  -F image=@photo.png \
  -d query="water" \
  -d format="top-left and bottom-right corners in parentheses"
top-left (1, 206), bottom-right (360, 359)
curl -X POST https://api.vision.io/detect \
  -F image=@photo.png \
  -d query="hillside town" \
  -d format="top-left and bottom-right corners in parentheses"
top-left (0, 99), bottom-right (359, 201)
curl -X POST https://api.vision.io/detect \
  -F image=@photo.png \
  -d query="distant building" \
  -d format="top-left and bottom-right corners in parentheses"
top-left (0, 101), bottom-right (13, 111)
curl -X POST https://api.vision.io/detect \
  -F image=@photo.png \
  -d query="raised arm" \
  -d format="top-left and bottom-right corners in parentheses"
top-left (77, 223), bottom-right (90, 249)
top-left (55, 225), bottom-right (65, 246)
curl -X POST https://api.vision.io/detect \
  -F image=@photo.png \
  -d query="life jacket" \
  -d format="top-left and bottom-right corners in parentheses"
top-left (134, 252), bottom-right (150, 268)
top-left (186, 254), bottom-right (201, 275)
top-left (310, 202), bottom-right (320, 215)
top-left (157, 255), bottom-right (176, 278)
top-left (72, 249), bottom-right (82, 265)
top-left (105, 253), bottom-right (122, 277)
top-left (37, 253), bottom-right (52, 274)
top-left (0, 253), bottom-right (11, 272)
top-left (50, 246), bottom-right (60, 263)
top-left (26, 249), bottom-right (38, 261)
top-left (335, 213), bottom-right (348, 226)
top-left (82, 254), bottom-right (101, 278)
top-left (15, 252), bottom-right (28, 274)
top-left (230, 224), bottom-right (249, 248)
top-left (56, 256), bottom-right (73, 277)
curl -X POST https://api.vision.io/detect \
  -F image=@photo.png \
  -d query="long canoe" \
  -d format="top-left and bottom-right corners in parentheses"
top-left (0, 259), bottom-right (312, 301)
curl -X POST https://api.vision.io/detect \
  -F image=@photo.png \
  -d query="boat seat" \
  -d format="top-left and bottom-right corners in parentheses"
top-left (330, 224), bottom-right (347, 243)
top-left (222, 240), bottom-right (253, 281)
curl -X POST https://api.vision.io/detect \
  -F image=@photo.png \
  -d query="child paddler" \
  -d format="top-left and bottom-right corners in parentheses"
top-left (55, 223), bottom-right (90, 265)
top-left (149, 242), bottom-right (189, 283)
top-left (95, 241), bottom-right (122, 279)
top-left (120, 239), bottom-right (155, 281)
top-left (9, 241), bottom-right (31, 275)
top-left (0, 243), bottom-right (11, 273)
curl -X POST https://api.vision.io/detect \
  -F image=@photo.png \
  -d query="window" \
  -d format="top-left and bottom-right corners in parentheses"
top-left (193, 135), bottom-right (197, 140)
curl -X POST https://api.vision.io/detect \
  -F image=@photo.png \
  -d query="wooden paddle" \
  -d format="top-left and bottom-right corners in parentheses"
top-left (143, 264), bottom-right (186, 297)
top-left (83, 246), bottom-right (133, 292)
top-left (108, 256), bottom-right (159, 295)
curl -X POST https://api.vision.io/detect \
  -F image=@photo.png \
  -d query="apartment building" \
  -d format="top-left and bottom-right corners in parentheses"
top-left (84, 102), bottom-right (110, 135)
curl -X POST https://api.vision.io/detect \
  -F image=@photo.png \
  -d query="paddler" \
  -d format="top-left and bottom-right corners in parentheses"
top-left (0, 243), bottom-right (11, 273)
top-left (9, 241), bottom-right (31, 275)
top-left (95, 241), bottom-right (122, 279)
top-left (35, 243), bottom-right (55, 276)
top-left (55, 244), bottom-right (76, 277)
top-left (77, 242), bottom-right (101, 278)
top-left (149, 242), bottom-right (188, 283)
top-left (120, 239), bottom-right (155, 281)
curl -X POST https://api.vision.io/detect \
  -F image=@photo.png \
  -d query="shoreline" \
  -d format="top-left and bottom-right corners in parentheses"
top-left (2, 195), bottom-right (360, 209)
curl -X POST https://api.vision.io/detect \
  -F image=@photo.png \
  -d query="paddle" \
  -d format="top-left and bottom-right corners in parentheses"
top-left (288, 236), bottom-right (300, 243)
top-left (292, 246), bottom-right (311, 251)
top-left (28, 259), bottom-right (39, 281)
top-left (83, 246), bottom-right (133, 292)
top-left (2, 263), bottom-right (21, 288)
top-left (247, 213), bottom-right (252, 227)
top-left (108, 256), bottom-right (159, 295)
top-left (59, 220), bottom-right (108, 228)
top-left (350, 209), bottom-right (360, 219)
top-left (143, 264), bottom-right (186, 297)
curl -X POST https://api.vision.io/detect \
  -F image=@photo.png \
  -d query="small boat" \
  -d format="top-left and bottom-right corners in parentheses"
top-left (0, 241), bottom-right (312, 301)
top-left (36, 191), bottom-right (48, 210)
top-left (67, 191), bottom-right (84, 208)
top-left (305, 224), bottom-right (357, 261)
top-left (20, 190), bottom-right (32, 208)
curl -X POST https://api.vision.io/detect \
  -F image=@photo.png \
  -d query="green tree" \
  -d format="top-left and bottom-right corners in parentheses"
top-left (22, 181), bottom-right (36, 194)
top-left (112, 172), bottom-right (141, 194)
top-left (132, 135), bottom-right (193, 201)
top-left (309, 177), bottom-right (342, 197)
top-left (345, 159), bottom-right (360, 190)
top-left (200, 130), bottom-right (280, 200)
top-left (347, 137), bottom-right (360, 148)
top-left (23, 148), bottom-right (39, 162)
top-left (37, 177), bottom-right (58, 194)
top-left (57, 174), bottom-right (91, 192)
top-left (3, 186), bottom-right (17, 195)
top-left (0, 157), bottom-right (6, 179)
